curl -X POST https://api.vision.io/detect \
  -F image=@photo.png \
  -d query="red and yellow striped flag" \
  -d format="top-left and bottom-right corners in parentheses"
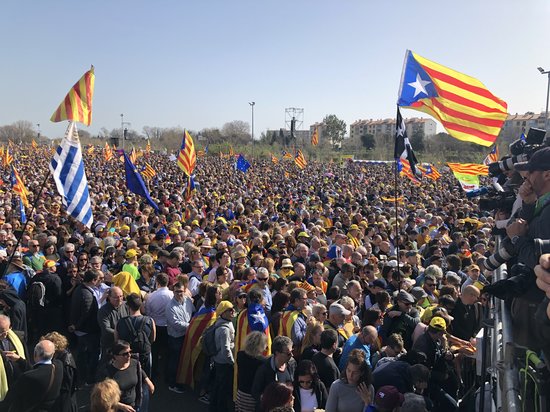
top-left (229, 146), bottom-right (235, 157)
top-left (104, 142), bottom-right (113, 161)
top-left (418, 164), bottom-right (442, 181)
top-left (177, 130), bottom-right (196, 175)
top-left (399, 159), bottom-right (421, 185)
top-left (129, 147), bottom-right (137, 164)
top-left (145, 141), bottom-right (151, 154)
top-left (31, 139), bottom-right (38, 149)
top-left (271, 154), bottom-right (279, 164)
top-left (11, 165), bottom-right (29, 207)
top-left (141, 162), bottom-right (157, 180)
top-left (311, 126), bottom-right (319, 146)
top-left (3, 148), bottom-right (13, 168)
top-left (398, 50), bottom-right (507, 147)
top-left (294, 150), bottom-right (307, 169)
top-left (0, 147), bottom-right (4, 159)
top-left (282, 151), bottom-right (293, 160)
top-left (447, 163), bottom-right (488, 176)
top-left (87, 145), bottom-right (95, 155)
top-left (483, 145), bottom-right (500, 165)
top-left (196, 150), bottom-right (205, 158)
top-left (51, 66), bottom-right (95, 126)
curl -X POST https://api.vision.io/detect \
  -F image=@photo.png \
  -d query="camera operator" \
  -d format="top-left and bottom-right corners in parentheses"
top-left (490, 148), bottom-right (550, 348)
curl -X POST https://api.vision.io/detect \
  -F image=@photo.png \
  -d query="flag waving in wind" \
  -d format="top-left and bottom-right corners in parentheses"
top-left (11, 165), bottom-right (29, 208)
top-left (295, 150), bottom-right (307, 170)
top-left (483, 145), bottom-right (500, 165)
top-left (311, 127), bottom-right (319, 146)
top-left (177, 130), bottom-right (196, 175)
top-left (50, 122), bottom-right (94, 227)
top-left (51, 66), bottom-right (95, 126)
top-left (398, 50), bottom-right (507, 147)
top-left (394, 106), bottom-right (420, 178)
top-left (235, 154), bottom-right (251, 173)
top-left (123, 151), bottom-right (159, 211)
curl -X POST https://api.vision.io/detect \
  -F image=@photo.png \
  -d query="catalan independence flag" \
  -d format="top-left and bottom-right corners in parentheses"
top-left (104, 142), bottom-right (113, 161)
top-left (447, 163), bottom-right (488, 176)
top-left (11, 165), bottom-right (29, 208)
top-left (177, 130), bottom-right (196, 175)
top-left (398, 50), bottom-right (507, 147)
top-left (483, 145), bottom-right (500, 165)
top-left (271, 154), bottom-right (279, 164)
top-left (422, 164), bottom-right (442, 181)
top-left (398, 158), bottom-right (421, 185)
top-left (3, 147), bottom-right (13, 168)
top-left (51, 66), bottom-right (95, 126)
top-left (176, 307), bottom-right (216, 388)
top-left (282, 150), bottom-right (293, 160)
top-left (311, 126), bottom-right (319, 146)
top-left (141, 162), bottom-right (157, 180)
top-left (295, 149), bottom-right (307, 169)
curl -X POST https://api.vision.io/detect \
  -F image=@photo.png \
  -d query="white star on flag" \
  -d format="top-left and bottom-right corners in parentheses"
top-left (250, 311), bottom-right (265, 324)
top-left (408, 73), bottom-right (431, 98)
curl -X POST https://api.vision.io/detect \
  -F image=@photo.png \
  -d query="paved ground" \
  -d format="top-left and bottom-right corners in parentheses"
top-left (76, 376), bottom-right (209, 411)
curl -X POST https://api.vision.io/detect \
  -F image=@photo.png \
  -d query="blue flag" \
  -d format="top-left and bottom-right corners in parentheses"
top-left (123, 151), bottom-right (159, 211)
top-left (236, 154), bottom-right (251, 173)
top-left (19, 199), bottom-right (26, 224)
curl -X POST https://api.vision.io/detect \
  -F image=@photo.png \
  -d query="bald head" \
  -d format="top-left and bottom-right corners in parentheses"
top-left (35, 339), bottom-right (55, 362)
top-left (0, 314), bottom-right (10, 330)
top-left (361, 325), bottom-right (378, 343)
top-left (462, 285), bottom-right (481, 305)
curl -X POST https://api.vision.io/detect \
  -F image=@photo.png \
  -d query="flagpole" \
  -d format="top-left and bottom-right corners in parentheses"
top-left (2, 168), bottom-right (52, 277)
top-left (394, 159), bottom-right (400, 274)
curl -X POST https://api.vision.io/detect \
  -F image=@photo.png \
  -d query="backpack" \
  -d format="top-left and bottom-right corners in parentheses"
top-left (201, 322), bottom-right (229, 357)
top-left (28, 281), bottom-right (46, 308)
top-left (122, 317), bottom-right (151, 355)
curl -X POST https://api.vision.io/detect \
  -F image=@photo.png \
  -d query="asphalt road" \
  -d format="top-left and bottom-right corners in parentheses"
top-left (76, 380), bottom-right (210, 411)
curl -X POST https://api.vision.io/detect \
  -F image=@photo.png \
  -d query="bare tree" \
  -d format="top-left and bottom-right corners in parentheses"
top-left (221, 120), bottom-right (251, 144)
top-left (142, 126), bottom-right (165, 140)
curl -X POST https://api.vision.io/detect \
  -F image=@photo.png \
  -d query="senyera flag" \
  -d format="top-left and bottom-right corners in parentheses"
top-left (51, 66), bottom-right (95, 126)
top-left (177, 130), bottom-right (196, 176)
top-left (398, 50), bottom-right (507, 147)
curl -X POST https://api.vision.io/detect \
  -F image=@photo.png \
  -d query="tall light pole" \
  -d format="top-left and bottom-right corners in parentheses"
top-left (36, 123), bottom-right (40, 139)
top-left (121, 114), bottom-right (124, 150)
top-left (538, 67), bottom-right (550, 132)
top-left (249, 102), bottom-right (255, 157)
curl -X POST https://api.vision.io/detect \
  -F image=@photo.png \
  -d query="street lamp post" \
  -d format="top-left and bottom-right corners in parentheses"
top-left (249, 102), bottom-right (255, 157)
top-left (537, 67), bottom-right (550, 132)
top-left (36, 123), bottom-right (40, 139)
top-left (121, 114), bottom-right (125, 150)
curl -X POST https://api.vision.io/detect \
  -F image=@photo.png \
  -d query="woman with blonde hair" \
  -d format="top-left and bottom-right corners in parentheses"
top-left (236, 331), bottom-right (268, 412)
top-left (300, 320), bottom-right (324, 361)
top-left (90, 378), bottom-right (121, 412)
top-left (41, 332), bottom-right (77, 412)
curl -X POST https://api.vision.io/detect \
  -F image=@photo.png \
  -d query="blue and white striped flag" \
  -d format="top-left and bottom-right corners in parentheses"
top-left (50, 122), bottom-right (94, 228)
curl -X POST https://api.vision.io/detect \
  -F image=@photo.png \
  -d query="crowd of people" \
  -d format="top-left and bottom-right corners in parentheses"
top-left (0, 143), bottom-right (549, 412)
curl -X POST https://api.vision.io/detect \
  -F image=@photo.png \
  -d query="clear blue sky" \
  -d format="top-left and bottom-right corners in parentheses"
top-left (1, 0), bottom-right (549, 140)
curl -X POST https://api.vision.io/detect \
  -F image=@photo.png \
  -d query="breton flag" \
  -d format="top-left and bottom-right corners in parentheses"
top-left (177, 130), bottom-right (196, 175)
top-left (104, 142), bottom-right (113, 161)
top-left (311, 127), bottom-right (319, 146)
top-left (11, 165), bottom-right (29, 208)
top-left (294, 150), bottom-right (307, 169)
top-left (51, 66), bottom-right (95, 126)
top-left (141, 162), bottom-right (157, 180)
top-left (50, 122), bottom-right (93, 227)
top-left (398, 50), bottom-right (507, 147)
top-left (483, 145), bottom-right (500, 165)
top-left (394, 106), bottom-right (420, 178)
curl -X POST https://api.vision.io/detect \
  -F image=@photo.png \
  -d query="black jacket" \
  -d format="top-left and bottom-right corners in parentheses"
top-left (70, 284), bottom-right (99, 334)
top-left (0, 359), bottom-right (63, 412)
top-left (0, 288), bottom-right (27, 340)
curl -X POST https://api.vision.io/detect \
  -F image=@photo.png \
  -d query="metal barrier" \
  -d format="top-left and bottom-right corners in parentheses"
top-left (489, 236), bottom-right (521, 412)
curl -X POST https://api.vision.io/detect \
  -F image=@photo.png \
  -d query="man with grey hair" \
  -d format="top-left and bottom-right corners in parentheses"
top-left (0, 340), bottom-right (63, 411)
top-left (255, 267), bottom-right (272, 313)
top-left (97, 286), bottom-right (129, 360)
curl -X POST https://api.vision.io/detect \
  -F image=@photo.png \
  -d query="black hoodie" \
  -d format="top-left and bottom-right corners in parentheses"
top-left (0, 288), bottom-right (27, 340)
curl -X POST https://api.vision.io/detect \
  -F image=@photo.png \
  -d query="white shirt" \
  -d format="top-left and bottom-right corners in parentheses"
top-left (299, 387), bottom-right (318, 412)
top-left (144, 287), bottom-right (173, 327)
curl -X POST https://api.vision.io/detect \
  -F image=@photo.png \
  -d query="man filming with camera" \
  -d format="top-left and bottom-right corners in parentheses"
top-left (485, 147), bottom-right (550, 349)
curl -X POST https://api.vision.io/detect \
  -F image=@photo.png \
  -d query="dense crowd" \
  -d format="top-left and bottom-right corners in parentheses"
top-left (0, 144), bottom-right (547, 412)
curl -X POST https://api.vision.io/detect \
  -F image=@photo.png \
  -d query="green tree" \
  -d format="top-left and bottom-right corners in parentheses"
top-left (360, 133), bottom-right (376, 150)
top-left (323, 114), bottom-right (346, 149)
top-left (410, 128), bottom-right (425, 152)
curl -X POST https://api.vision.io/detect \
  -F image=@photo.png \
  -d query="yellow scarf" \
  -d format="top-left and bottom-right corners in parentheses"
top-left (0, 330), bottom-right (26, 400)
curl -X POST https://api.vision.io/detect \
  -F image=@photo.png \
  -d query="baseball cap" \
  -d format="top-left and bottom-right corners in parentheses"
top-left (375, 386), bottom-right (404, 409)
top-left (216, 300), bottom-right (234, 316)
top-left (396, 290), bottom-right (415, 304)
top-left (329, 303), bottom-right (351, 316)
top-left (125, 249), bottom-right (137, 259)
top-left (429, 316), bottom-right (447, 332)
top-left (514, 147), bottom-right (550, 172)
top-left (369, 278), bottom-right (387, 289)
